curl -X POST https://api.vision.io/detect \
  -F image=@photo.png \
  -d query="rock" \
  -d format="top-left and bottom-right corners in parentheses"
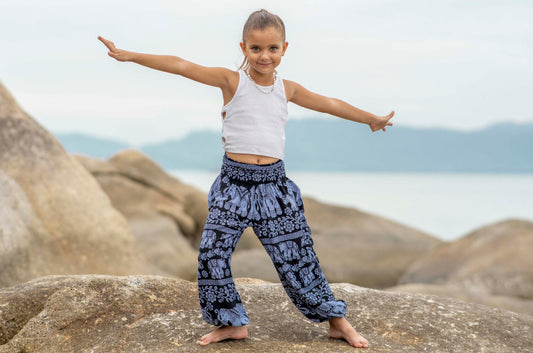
top-left (75, 154), bottom-right (200, 280)
top-left (387, 283), bottom-right (533, 316)
top-left (399, 219), bottom-right (533, 300)
top-left (76, 151), bottom-right (209, 247)
top-left (233, 196), bottom-right (441, 288)
top-left (127, 214), bottom-right (197, 281)
top-left (0, 275), bottom-right (532, 353)
top-left (109, 149), bottom-right (208, 247)
top-left (0, 81), bottom-right (150, 288)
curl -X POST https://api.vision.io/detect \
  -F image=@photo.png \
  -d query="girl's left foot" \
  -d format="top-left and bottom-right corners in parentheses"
top-left (198, 325), bottom-right (248, 345)
top-left (329, 317), bottom-right (369, 348)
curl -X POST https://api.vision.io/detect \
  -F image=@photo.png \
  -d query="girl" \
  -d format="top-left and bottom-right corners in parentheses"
top-left (99, 9), bottom-right (393, 349)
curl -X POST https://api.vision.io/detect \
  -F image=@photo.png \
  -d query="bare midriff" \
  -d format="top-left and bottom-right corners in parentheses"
top-left (225, 152), bottom-right (280, 165)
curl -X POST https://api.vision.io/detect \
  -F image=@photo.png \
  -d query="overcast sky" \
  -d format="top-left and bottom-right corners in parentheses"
top-left (2, 0), bottom-right (532, 145)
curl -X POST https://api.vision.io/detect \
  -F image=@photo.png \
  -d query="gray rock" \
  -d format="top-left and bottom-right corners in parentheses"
top-left (0, 275), bottom-right (532, 353)
top-left (0, 81), bottom-right (150, 288)
top-left (399, 219), bottom-right (533, 300)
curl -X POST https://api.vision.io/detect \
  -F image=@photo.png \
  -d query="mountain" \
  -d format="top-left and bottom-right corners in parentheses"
top-left (54, 120), bottom-right (533, 172)
top-left (54, 133), bottom-right (130, 159)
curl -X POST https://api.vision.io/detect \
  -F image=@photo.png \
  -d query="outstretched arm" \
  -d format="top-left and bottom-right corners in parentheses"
top-left (284, 80), bottom-right (394, 132)
top-left (97, 36), bottom-right (234, 89)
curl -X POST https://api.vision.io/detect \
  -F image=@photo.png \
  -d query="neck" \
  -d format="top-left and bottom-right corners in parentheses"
top-left (247, 68), bottom-right (275, 86)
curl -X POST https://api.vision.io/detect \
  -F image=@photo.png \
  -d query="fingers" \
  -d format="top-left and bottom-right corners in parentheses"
top-left (97, 36), bottom-right (116, 52)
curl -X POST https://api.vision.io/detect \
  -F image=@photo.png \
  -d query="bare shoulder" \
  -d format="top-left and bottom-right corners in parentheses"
top-left (282, 79), bottom-right (301, 101)
top-left (225, 69), bottom-right (240, 91)
top-left (220, 69), bottom-right (241, 105)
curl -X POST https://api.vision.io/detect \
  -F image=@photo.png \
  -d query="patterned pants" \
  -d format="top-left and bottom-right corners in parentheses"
top-left (197, 154), bottom-right (347, 326)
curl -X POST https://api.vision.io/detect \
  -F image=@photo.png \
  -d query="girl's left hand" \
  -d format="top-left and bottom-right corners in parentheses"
top-left (369, 111), bottom-right (394, 132)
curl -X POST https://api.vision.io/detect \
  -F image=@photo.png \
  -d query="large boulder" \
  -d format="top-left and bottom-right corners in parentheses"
top-left (0, 275), bottom-right (531, 353)
top-left (0, 81), bottom-right (150, 288)
top-left (233, 196), bottom-right (441, 288)
top-left (76, 150), bottom-right (208, 247)
top-left (399, 219), bottom-right (533, 299)
top-left (75, 152), bottom-right (206, 280)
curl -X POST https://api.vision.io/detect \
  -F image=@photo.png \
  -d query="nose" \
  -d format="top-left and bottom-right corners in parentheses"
top-left (259, 50), bottom-right (270, 61)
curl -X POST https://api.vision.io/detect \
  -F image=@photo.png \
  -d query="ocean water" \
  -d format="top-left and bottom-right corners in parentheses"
top-left (169, 170), bottom-right (533, 241)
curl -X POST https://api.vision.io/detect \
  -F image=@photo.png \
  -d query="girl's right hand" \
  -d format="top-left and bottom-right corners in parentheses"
top-left (97, 36), bottom-right (133, 62)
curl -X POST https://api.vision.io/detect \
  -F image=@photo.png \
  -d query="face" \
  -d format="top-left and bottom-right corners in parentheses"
top-left (240, 26), bottom-right (288, 76)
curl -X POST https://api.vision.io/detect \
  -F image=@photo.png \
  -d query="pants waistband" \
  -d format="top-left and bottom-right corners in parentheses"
top-left (221, 154), bottom-right (286, 182)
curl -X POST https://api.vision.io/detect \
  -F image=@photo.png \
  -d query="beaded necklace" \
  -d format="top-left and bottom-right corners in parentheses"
top-left (244, 69), bottom-right (277, 94)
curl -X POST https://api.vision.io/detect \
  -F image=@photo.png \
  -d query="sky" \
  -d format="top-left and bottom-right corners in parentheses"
top-left (2, 0), bottom-right (532, 146)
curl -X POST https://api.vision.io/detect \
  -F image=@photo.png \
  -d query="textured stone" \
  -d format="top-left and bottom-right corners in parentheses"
top-left (0, 275), bottom-right (532, 353)
top-left (75, 154), bottom-right (201, 280)
top-left (399, 219), bottom-right (533, 300)
top-left (387, 283), bottom-right (533, 316)
top-left (109, 149), bottom-right (208, 247)
top-left (0, 81), bottom-right (149, 288)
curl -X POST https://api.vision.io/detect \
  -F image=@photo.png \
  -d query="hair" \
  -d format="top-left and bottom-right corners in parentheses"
top-left (239, 9), bottom-right (286, 71)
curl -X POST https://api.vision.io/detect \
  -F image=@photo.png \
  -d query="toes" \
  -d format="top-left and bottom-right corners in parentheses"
top-left (198, 339), bottom-right (208, 346)
top-left (198, 335), bottom-right (211, 346)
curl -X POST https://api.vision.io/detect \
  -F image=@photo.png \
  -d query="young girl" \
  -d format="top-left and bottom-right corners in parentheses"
top-left (99, 9), bottom-right (393, 349)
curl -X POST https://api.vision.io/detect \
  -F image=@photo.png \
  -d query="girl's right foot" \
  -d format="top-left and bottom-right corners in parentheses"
top-left (198, 325), bottom-right (248, 345)
top-left (329, 317), bottom-right (369, 348)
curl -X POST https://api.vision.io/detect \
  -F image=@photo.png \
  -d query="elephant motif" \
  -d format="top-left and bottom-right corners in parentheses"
top-left (218, 304), bottom-right (249, 326)
top-left (300, 263), bottom-right (316, 287)
top-left (279, 241), bottom-right (300, 261)
top-left (285, 271), bottom-right (301, 290)
top-left (200, 230), bottom-right (216, 249)
top-left (208, 258), bottom-right (227, 279)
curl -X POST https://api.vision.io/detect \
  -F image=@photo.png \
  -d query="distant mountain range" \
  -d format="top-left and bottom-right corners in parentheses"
top-left (55, 119), bottom-right (533, 172)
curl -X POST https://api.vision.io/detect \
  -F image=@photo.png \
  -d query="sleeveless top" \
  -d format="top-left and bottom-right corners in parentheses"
top-left (221, 69), bottom-right (288, 160)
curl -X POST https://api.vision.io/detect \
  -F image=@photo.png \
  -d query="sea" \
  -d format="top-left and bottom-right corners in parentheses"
top-left (169, 170), bottom-right (533, 242)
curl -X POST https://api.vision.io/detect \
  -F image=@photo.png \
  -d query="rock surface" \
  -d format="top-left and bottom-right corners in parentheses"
top-left (0, 81), bottom-right (150, 288)
top-left (399, 219), bottom-right (533, 300)
top-left (76, 152), bottom-right (204, 280)
top-left (1, 275), bottom-right (532, 353)
top-left (76, 150), bottom-right (208, 247)
top-left (233, 197), bottom-right (441, 288)
top-left (387, 283), bottom-right (533, 316)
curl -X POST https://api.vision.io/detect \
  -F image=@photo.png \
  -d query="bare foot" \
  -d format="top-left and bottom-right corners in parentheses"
top-left (198, 325), bottom-right (248, 346)
top-left (329, 317), bottom-right (369, 348)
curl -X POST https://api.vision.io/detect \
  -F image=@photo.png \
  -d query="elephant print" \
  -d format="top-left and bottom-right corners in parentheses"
top-left (300, 263), bottom-right (316, 287)
top-left (208, 258), bottom-right (227, 279)
top-left (279, 241), bottom-right (300, 261)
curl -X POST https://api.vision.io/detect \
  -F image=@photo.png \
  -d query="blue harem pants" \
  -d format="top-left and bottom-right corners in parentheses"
top-left (197, 154), bottom-right (346, 326)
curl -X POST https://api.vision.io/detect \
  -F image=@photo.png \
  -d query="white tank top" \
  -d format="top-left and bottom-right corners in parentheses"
top-left (221, 69), bottom-right (288, 160)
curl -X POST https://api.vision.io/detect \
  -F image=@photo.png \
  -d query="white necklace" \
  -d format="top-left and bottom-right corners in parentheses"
top-left (245, 69), bottom-right (277, 94)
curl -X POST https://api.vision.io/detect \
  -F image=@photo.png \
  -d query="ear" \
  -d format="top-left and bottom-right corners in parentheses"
top-left (240, 42), bottom-right (246, 55)
top-left (282, 42), bottom-right (289, 56)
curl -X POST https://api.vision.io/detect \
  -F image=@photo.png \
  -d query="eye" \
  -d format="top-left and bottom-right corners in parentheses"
top-left (270, 46), bottom-right (279, 52)
top-left (251, 46), bottom-right (260, 52)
